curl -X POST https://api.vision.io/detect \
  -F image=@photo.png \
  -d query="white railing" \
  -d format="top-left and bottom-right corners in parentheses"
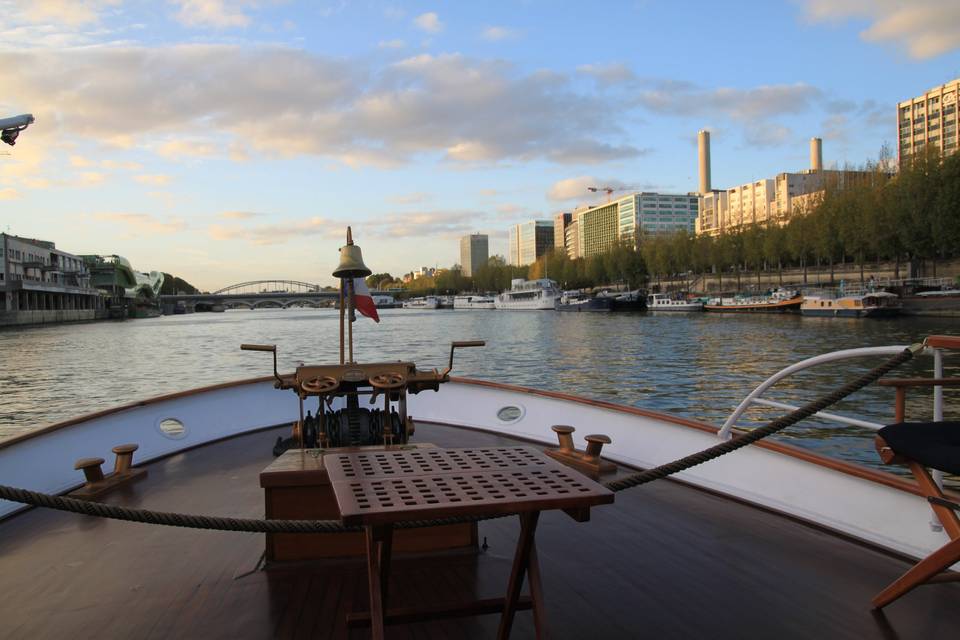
top-left (717, 344), bottom-right (956, 441)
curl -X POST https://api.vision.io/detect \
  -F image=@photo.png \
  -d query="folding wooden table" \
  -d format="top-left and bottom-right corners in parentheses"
top-left (325, 446), bottom-right (615, 639)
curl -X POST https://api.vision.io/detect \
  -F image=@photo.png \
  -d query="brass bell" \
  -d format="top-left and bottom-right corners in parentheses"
top-left (333, 226), bottom-right (372, 279)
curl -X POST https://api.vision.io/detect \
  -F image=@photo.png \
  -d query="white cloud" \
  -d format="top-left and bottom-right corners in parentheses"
top-left (93, 212), bottom-right (187, 235)
top-left (218, 210), bottom-right (261, 219)
top-left (378, 39), bottom-right (405, 49)
top-left (170, 0), bottom-right (252, 29)
top-left (134, 174), bottom-right (172, 186)
top-left (208, 216), bottom-right (343, 245)
top-left (637, 81), bottom-right (821, 121)
top-left (801, 0), bottom-right (960, 59)
top-left (157, 139), bottom-right (219, 158)
top-left (481, 26), bottom-right (516, 41)
top-left (387, 192), bottom-right (431, 205)
top-left (1, 46), bottom-right (641, 167)
top-left (70, 155), bottom-right (94, 168)
top-left (576, 63), bottom-right (635, 87)
top-left (413, 12), bottom-right (443, 33)
top-left (77, 171), bottom-right (106, 185)
top-left (547, 176), bottom-right (633, 202)
top-left (10, 0), bottom-right (119, 27)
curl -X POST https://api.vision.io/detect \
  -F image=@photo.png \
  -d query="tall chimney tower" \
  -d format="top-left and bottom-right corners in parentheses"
top-left (810, 137), bottom-right (823, 172)
top-left (698, 129), bottom-right (711, 193)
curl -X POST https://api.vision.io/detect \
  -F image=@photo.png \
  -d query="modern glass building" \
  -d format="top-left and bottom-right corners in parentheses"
top-left (572, 193), bottom-right (699, 258)
top-left (508, 220), bottom-right (554, 266)
top-left (459, 233), bottom-right (488, 277)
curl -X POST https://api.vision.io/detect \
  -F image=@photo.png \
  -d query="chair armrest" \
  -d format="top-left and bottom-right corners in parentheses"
top-left (878, 377), bottom-right (960, 388)
top-left (929, 496), bottom-right (960, 512)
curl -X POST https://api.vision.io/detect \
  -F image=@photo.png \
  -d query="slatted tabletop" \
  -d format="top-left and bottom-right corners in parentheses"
top-left (325, 447), bottom-right (614, 526)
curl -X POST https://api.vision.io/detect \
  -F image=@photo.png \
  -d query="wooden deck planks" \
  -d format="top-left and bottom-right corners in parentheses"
top-left (0, 423), bottom-right (958, 638)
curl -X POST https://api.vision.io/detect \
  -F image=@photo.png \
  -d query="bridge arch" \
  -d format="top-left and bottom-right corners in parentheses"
top-left (213, 280), bottom-right (323, 295)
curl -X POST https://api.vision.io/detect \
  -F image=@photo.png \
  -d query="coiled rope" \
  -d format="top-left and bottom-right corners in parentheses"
top-left (0, 345), bottom-right (920, 533)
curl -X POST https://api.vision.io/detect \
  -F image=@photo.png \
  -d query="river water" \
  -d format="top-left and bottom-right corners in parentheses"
top-left (2, 309), bottom-right (958, 471)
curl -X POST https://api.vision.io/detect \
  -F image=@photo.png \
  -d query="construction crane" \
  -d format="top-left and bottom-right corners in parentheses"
top-left (587, 185), bottom-right (634, 203)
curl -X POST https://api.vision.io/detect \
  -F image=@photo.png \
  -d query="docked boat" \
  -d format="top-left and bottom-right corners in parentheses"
top-left (494, 278), bottom-right (562, 310)
top-left (647, 292), bottom-right (704, 312)
top-left (2, 230), bottom-right (960, 638)
top-left (555, 291), bottom-right (612, 312)
top-left (596, 288), bottom-right (647, 311)
top-left (705, 288), bottom-right (803, 313)
top-left (453, 294), bottom-right (496, 309)
top-left (401, 296), bottom-right (439, 309)
top-left (801, 291), bottom-right (901, 318)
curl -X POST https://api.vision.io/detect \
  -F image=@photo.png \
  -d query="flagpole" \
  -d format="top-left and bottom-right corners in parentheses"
top-left (339, 278), bottom-right (345, 364)
top-left (347, 277), bottom-right (355, 363)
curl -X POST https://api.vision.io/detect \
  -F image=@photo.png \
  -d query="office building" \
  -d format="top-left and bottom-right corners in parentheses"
top-left (1, 233), bottom-right (104, 325)
top-left (571, 192), bottom-right (699, 259)
top-left (553, 213), bottom-right (572, 251)
top-left (459, 233), bottom-right (488, 277)
top-left (508, 220), bottom-right (554, 266)
top-left (898, 77), bottom-right (959, 163)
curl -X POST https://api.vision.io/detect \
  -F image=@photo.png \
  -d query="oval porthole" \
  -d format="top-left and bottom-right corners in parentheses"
top-left (158, 418), bottom-right (187, 439)
top-left (496, 405), bottom-right (524, 423)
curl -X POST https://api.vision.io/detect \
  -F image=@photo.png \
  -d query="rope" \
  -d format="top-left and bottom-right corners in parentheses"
top-left (0, 346), bottom-right (919, 534)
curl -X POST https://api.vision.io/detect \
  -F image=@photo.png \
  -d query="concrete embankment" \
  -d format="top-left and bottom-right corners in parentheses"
top-left (0, 309), bottom-right (107, 327)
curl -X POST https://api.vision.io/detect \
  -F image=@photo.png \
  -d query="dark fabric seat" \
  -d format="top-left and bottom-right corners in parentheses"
top-left (877, 421), bottom-right (960, 475)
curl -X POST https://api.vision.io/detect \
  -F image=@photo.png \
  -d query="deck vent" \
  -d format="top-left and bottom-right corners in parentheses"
top-left (157, 418), bottom-right (186, 439)
top-left (496, 405), bottom-right (525, 424)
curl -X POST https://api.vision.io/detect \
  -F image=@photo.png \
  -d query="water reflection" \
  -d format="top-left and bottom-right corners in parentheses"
top-left (1, 309), bottom-right (957, 471)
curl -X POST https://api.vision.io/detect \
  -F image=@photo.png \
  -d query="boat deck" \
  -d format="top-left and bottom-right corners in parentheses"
top-left (1, 423), bottom-right (958, 639)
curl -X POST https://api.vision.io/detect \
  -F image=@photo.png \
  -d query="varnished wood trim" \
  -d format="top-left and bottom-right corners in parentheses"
top-left (926, 335), bottom-right (960, 350)
top-left (0, 375), bottom-right (285, 450)
top-left (449, 377), bottom-right (955, 500)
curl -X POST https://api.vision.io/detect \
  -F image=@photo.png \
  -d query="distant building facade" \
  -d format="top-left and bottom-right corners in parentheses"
top-left (695, 137), bottom-right (882, 236)
top-left (459, 233), bottom-right (488, 277)
top-left (570, 192), bottom-right (699, 259)
top-left (508, 220), bottom-right (554, 266)
top-left (552, 213), bottom-right (571, 251)
top-left (898, 77), bottom-right (960, 164)
top-left (1, 233), bottom-right (104, 325)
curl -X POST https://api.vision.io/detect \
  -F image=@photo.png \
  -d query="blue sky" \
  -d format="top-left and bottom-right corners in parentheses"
top-left (2, 0), bottom-right (959, 290)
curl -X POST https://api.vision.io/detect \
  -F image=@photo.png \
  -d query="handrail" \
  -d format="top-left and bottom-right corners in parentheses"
top-left (750, 398), bottom-right (886, 431)
top-left (718, 345), bottom-right (914, 440)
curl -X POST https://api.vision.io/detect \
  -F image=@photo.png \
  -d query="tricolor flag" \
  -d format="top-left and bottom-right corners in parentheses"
top-left (351, 277), bottom-right (380, 323)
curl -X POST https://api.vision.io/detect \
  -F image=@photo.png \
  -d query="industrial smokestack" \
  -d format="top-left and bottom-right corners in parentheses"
top-left (698, 130), bottom-right (711, 194)
top-left (810, 137), bottom-right (823, 172)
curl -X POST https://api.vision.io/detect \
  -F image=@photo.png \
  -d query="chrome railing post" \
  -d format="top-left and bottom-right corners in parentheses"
top-left (931, 347), bottom-right (945, 530)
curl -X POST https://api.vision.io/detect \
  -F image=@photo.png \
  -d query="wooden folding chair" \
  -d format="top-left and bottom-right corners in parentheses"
top-left (872, 375), bottom-right (960, 609)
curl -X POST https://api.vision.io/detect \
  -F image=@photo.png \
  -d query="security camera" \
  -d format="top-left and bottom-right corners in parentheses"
top-left (0, 114), bottom-right (35, 146)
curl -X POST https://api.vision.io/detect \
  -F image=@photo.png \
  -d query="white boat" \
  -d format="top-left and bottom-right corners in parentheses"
top-left (647, 292), bottom-right (704, 312)
top-left (402, 296), bottom-right (439, 309)
top-left (494, 278), bottom-right (562, 310)
top-left (453, 294), bottom-right (496, 309)
top-left (801, 291), bottom-right (901, 318)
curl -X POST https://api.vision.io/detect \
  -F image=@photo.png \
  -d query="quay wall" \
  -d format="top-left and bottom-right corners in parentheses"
top-left (658, 258), bottom-right (960, 294)
top-left (0, 309), bottom-right (102, 328)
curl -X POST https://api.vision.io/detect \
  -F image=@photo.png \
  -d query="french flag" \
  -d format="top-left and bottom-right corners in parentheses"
top-left (352, 277), bottom-right (380, 323)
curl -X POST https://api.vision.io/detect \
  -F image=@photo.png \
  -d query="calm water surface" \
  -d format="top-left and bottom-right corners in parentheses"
top-left (2, 309), bottom-right (958, 470)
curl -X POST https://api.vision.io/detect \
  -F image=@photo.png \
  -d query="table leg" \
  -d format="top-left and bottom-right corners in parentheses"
top-left (528, 541), bottom-right (546, 638)
top-left (497, 511), bottom-right (540, 640)
top-left (365, 524), bottom-right (393, 640)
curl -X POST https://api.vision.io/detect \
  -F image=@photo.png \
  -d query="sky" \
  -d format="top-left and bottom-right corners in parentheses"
top-left (1, 0), bottom-right (959, 290)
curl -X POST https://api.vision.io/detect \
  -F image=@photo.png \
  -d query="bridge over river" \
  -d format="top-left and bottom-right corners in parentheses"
top-left (160, 280), bottom-right (392, 311)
